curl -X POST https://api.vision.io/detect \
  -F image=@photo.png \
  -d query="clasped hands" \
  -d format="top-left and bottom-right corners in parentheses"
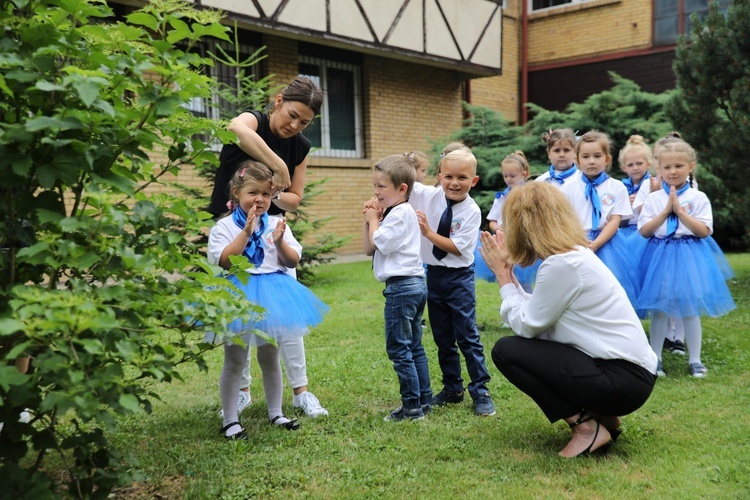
top-left (478, 230), bottom-right (516, 287)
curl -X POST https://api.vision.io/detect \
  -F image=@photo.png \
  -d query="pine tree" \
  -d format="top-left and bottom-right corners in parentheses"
top-left (668, 1), bottom-right (750, 250)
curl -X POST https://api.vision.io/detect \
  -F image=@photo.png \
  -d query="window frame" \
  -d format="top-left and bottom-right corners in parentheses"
top-left (653, 0), bottom-right (731, 46)
top-left (529, 0), bottom-right (593, 13)
top-left (182, 37), bottom-right (261, 151)
top-left (299, 55), bottom-right (363, 159)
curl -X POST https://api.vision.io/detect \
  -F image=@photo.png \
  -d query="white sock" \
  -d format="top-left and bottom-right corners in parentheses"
top-left (672, 316), bottom-right (686, 343)
top-left (257, 343), bottom-right (284, 419)
top-left (220, 343), bottom-right (247, 431)
top-left (683, 316), bottom-right (702, 364)
top-left (649, 312), bottom-right (669, 360)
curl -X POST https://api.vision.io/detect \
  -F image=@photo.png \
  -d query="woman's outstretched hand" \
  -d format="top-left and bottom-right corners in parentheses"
top-left (479, 231), bottom-right (514, 286)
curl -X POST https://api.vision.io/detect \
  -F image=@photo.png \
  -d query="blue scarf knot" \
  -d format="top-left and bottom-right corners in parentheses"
top-left (622, 172), bottom-right (650, 196)
top-left (582, 171), bottom-right (609, 229)
top-left (231, 208), bottom-right (268, 266)
top-left (547, 164), bottom-right (577, 185)
top-left (495, 186), bottom-right (511, 199)
top-left (662, 181), bottom-right (691, 238)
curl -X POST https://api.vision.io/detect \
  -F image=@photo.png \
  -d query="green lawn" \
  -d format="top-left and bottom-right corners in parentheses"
top-left (111, 254), bottom-right (750, 498)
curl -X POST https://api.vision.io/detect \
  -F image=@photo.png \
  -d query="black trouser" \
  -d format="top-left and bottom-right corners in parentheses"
top-left (491, 336), bottom-right (656, 423)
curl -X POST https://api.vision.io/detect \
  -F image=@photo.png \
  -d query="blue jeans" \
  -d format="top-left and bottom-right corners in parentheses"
top-left (383, 276), bottom-right (431, 410)
top-left (426, 265), bottom-right (491, 399)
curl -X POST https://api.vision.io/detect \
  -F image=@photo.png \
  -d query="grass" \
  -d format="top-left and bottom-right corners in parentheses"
top-left (109, 254), bottom-right (750, 498)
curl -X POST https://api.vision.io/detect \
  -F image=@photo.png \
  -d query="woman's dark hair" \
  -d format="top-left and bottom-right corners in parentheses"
top-left (279, 76), bottom-right (323, 115)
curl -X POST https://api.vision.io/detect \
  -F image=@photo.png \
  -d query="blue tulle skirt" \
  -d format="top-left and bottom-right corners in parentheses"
top-left (473, 238), bottom-right (497, 283)
top-left (589, 229), bottom-right (640, 305)
top-left (635, 236), bottom-right (736, 318)
top-left (619, 225), bottom-right (638, 238)
top-left (219, 271), bottom-right (329, 346)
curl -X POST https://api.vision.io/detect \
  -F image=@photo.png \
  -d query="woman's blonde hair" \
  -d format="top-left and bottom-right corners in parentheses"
top-left (502, 182), bottom-right (588, 267)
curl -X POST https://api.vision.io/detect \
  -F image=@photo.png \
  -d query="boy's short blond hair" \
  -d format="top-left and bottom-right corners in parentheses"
top-left (441, 148), bottom-right (477, 175)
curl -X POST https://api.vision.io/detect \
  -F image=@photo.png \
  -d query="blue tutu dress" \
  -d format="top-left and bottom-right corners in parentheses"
top-left (589, 229), bottom-right (641, 305)
top-left (473, 233), bottom-right (497, 283)
top-left (635, 236), bottom-right (736, 318)
top-left (226, 271), bottom-right (329, 346)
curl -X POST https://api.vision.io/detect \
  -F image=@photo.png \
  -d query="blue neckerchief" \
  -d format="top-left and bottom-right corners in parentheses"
top-left (622, 172), bottom-right (650, 196)
top-left (662, 181), bottom-right (691, 238)
top-left (582, 171), bottom-right (609, 229)
top-left (547, 164), bottom-right (577, 185)
top-left (231, 207), bottom-right (268, 266)
top-left (495, 186), bottom-right (511, 199)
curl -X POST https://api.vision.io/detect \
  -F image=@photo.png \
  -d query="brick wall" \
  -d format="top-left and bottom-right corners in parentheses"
top-left (528, 0), bottom-right (652, 65)
top-left (471, 1), bottom-right (523, 123)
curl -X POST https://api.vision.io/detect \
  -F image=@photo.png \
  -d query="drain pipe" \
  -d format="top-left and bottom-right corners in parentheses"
top-left (521, 0), bottom-right (529, 124)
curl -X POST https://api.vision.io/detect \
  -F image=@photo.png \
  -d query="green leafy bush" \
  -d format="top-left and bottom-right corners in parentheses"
top-left (0, 0), bottom-right (261, 496)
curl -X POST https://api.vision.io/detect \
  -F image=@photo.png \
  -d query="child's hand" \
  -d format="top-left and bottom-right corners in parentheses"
top-left (629, 193), bottom-right (637, 206)
top-left (243, 211), bottom-right (256, 236)
top-left (588, 240), bottom-right (598, 251)
top-left (272, 217), bottom-right (286, 245)
top-left (669, 185), bottom-right (681, 213)
top-left (416, 210), bottom-right (431, 236)
top-left (363, 197), bottom-right (382, 215)
top-left (364, 208), bottom-right (380, 224)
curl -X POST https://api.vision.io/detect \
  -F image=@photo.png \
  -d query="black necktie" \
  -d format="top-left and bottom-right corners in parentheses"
top-left (432, 198), bottom-right (457, 260)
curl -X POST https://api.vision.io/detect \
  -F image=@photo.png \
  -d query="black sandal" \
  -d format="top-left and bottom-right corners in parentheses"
top-left (221, 421), bottom-right (247, 441)
top-left (270, 415), bottom-right (300, 431)
top-left (568, 411), bottom-right (612, 457)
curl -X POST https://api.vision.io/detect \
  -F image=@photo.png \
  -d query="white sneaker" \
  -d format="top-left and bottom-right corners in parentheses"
top-left (219, 390), bottom-right (251, 418)
top-left (293, 391), bottom-right (328, 418)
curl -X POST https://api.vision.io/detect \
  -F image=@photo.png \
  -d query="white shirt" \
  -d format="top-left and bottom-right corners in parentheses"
top-left (409, 182), bottom-right (480, 268)
top-left (372, 203), bottom-right (424, 282)
top-left (637, 186), bottom-right (713, 238)
top-left (500, 246), bottom-right (658, 373)
top-left (208, 214), bottom-right (302, 275)
top-left (561, 172), bottom-right (633, 231)
top-left (487, 194), bottom-right (507, 225)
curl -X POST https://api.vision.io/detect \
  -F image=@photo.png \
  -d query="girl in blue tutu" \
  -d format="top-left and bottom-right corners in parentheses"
top-left (560, 131), bottom-right (640, 305)
top-left (479, 151), bottom-right (539, 291)
top-left (207, 161), bottom-right (329, 439)
top-left (636, 139), bottom-right (735, 378)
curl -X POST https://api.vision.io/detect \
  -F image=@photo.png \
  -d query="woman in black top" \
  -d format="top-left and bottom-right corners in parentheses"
top-left (208, 76), bottom-right (323, 218)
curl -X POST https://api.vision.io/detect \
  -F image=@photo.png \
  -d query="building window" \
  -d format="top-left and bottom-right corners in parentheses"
top-left (654, 0), bottom-right (732, 46)
top-left (299, 56), bottom-right (362, 158)
top-left (183, 36), bottom-right (262, 150)
top-left (530, 0), bottom-right (592, 12)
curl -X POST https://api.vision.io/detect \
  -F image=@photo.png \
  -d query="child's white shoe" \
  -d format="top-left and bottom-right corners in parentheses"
top-left (219, 391), bottom-right (251, 418)
top-left (293, 391), bottom-right (328, 418)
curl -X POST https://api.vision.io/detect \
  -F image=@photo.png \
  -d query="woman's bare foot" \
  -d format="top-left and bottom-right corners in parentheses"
top-left (559, 413), bottom-right (612, 458)
top-left (600, 415), bottom-right (622, 433)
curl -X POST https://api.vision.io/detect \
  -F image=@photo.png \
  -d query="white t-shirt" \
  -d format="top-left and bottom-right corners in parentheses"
top-left (409, 182), bottom-right (480, 268)
top-left (637, 186), bottom-right (713, 238)
top-left (208, 214), bottom-right (302, 275)
top-left (487, 195), bottom-right (506, 225)
top-left (561, 172), bottom-right (633, 231)
top-left (499, 246), bottom-right (658, 373)
top-left (372, 203), bottom-right (424, 282)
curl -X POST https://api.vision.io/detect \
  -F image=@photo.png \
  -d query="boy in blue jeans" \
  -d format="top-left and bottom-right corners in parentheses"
top-left (410, 147), bottom-right (496, 416)
top-left (363, 154), bottom-right (432, 421)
